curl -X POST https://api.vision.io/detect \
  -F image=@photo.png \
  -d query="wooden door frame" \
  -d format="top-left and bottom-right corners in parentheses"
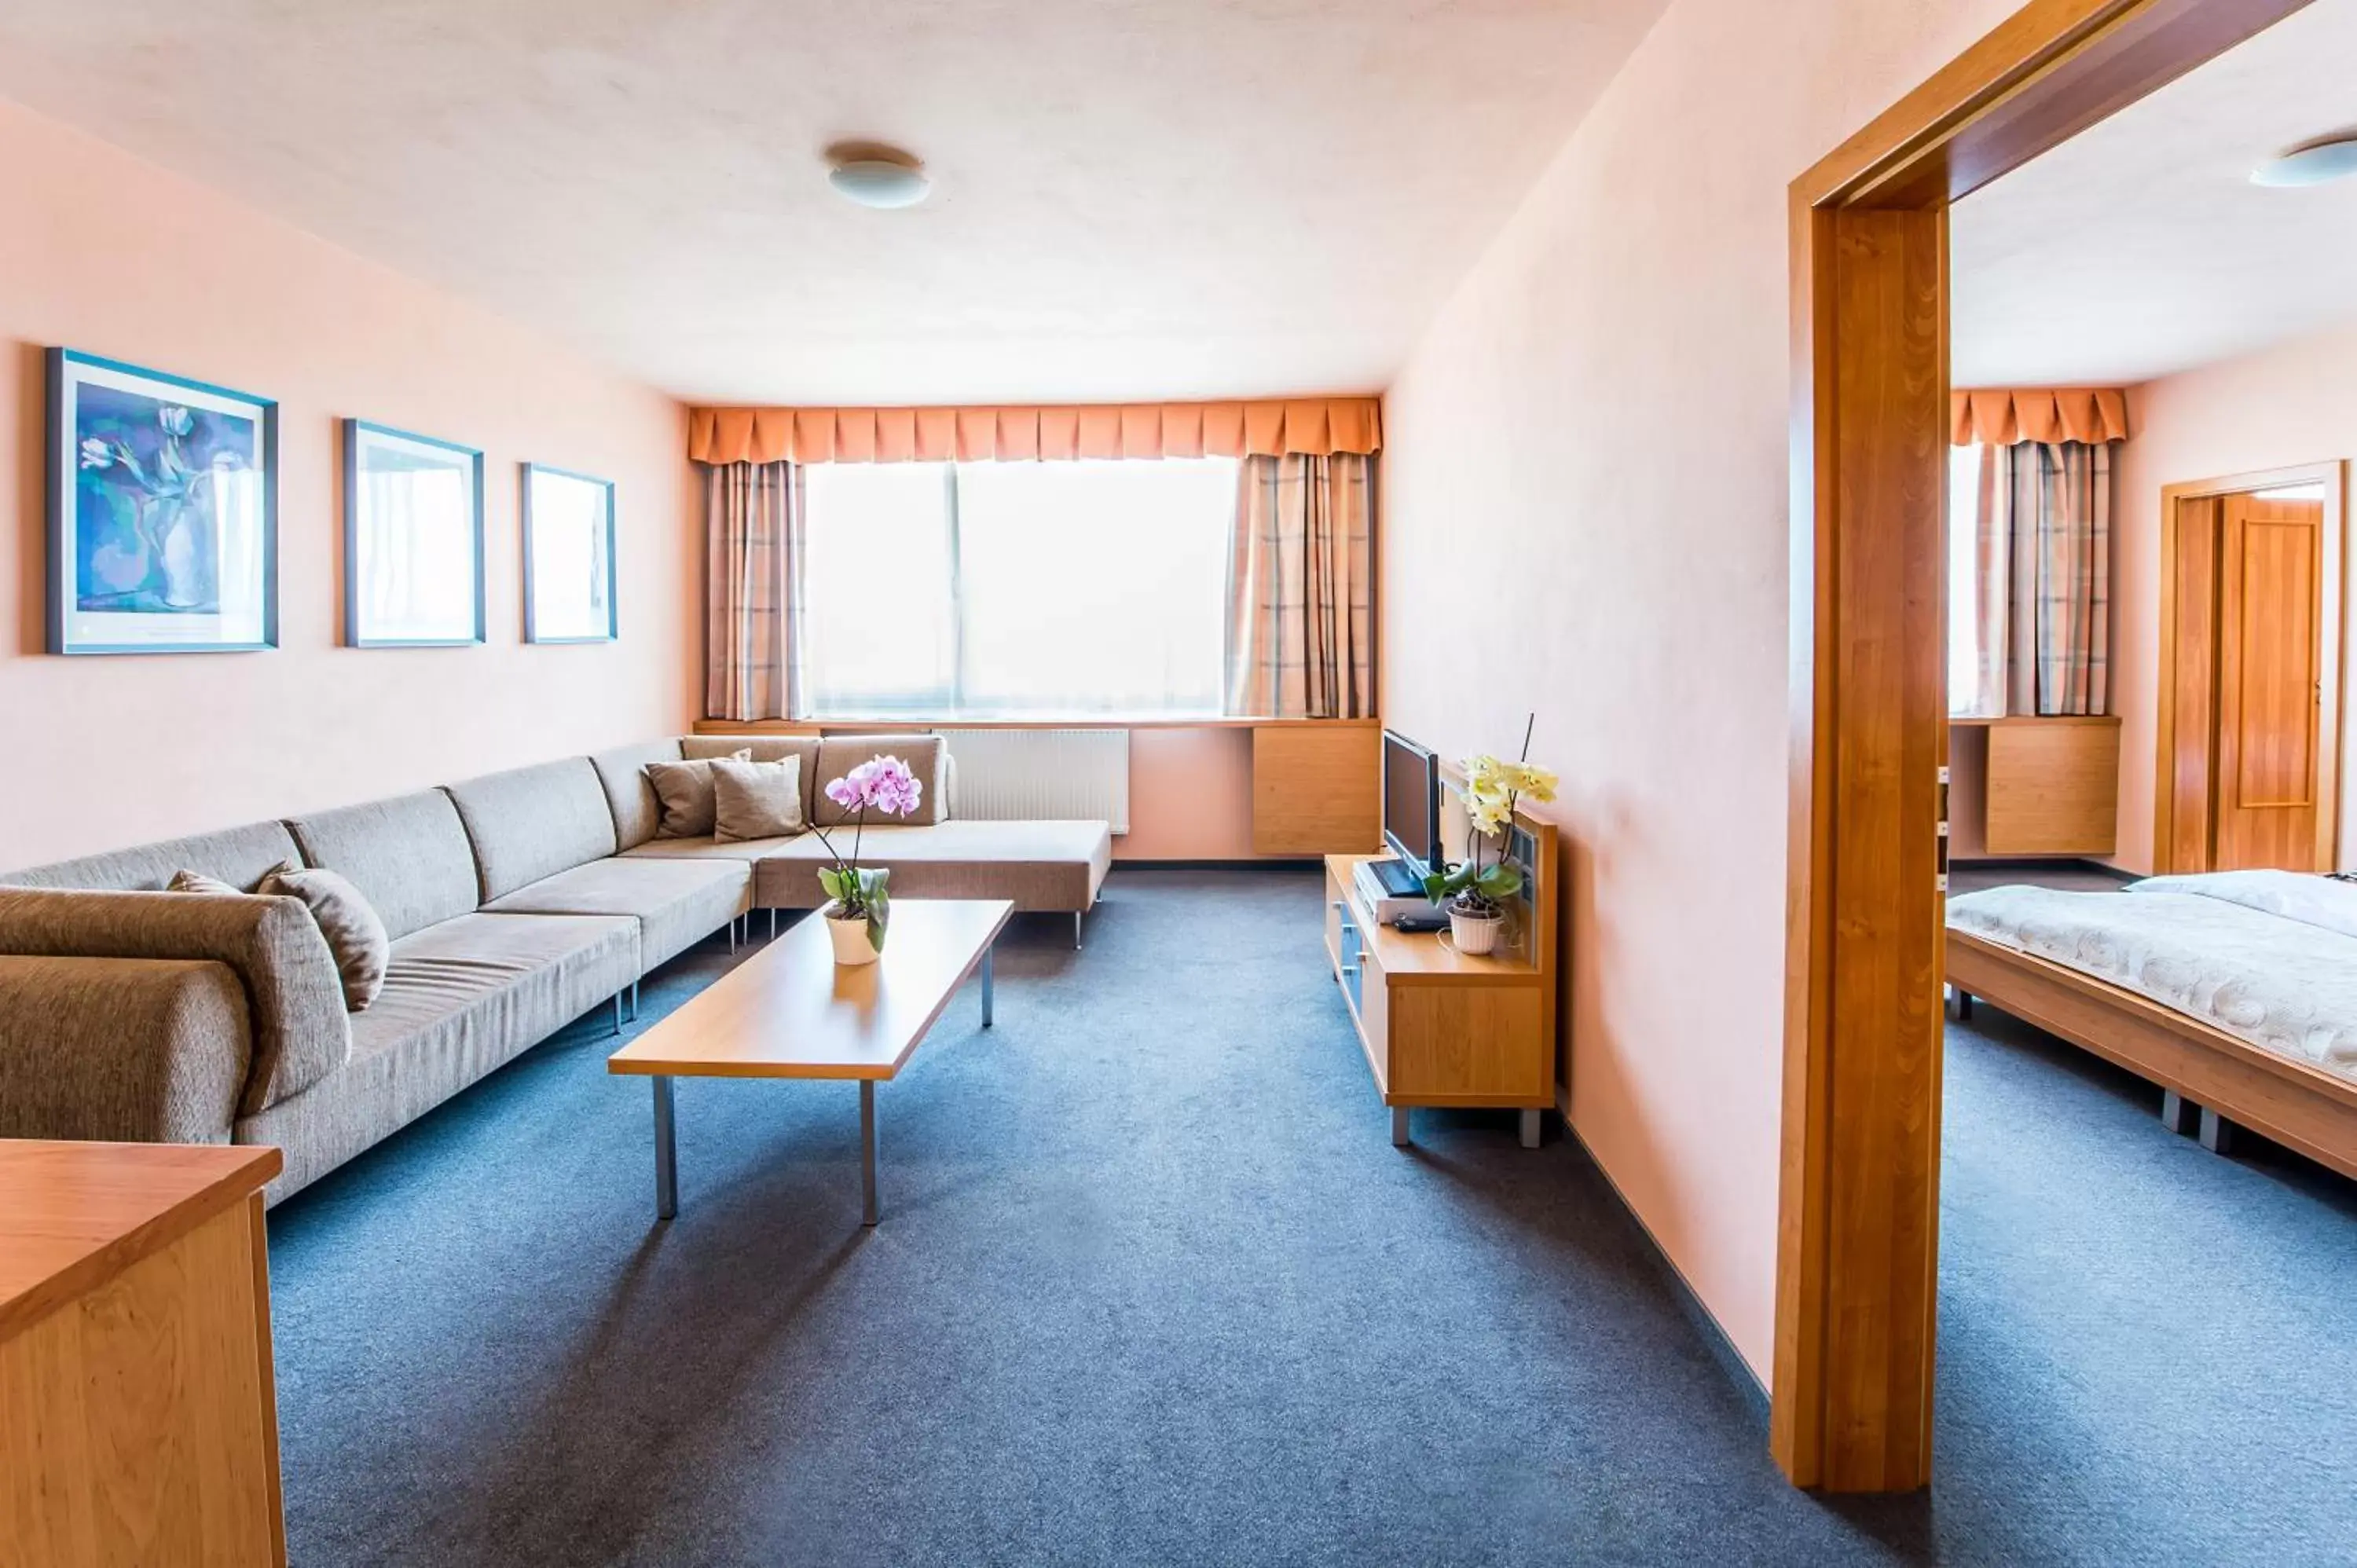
top-left (2152, 461), bottom-right (2346, 873)
top-left (1776, 0), bottom-right (2311, 1493)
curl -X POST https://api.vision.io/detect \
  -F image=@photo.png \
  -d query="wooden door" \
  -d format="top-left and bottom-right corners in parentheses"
top-left (2214, 493), bottom-right (2325, 870)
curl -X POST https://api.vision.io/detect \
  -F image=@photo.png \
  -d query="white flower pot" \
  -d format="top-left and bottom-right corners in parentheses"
top-left (825, 910), bottom-right (881, 965)
top-left (1450, 907), bottom-right (1505, 957)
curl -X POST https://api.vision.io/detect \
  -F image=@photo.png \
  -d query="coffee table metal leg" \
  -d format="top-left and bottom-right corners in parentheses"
top-left (652, 1075), bottom-right (678, 1220)
top-left (981, 947), bottom-right (995, 1028)
top-left (860, 1081), bottom-right (878, 1227)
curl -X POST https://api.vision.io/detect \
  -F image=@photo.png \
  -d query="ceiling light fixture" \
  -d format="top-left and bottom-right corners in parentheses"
top-left (2250, 132), bottom-right (2357, 188)
top-left (827, 147), bottom-right (931, 210)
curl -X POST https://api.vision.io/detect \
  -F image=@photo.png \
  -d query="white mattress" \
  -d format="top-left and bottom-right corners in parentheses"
top-left (1946, 871), bottom-right (2357, 1086)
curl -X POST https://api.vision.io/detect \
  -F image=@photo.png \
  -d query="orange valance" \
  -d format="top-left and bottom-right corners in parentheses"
top-left (1951, 387), bottom-right (2129, 447)
top-left (687, 397), bottom-right (1383, 465)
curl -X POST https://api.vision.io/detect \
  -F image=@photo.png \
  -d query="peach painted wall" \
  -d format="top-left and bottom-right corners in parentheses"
top-left (0, 96), bottom-right (697, 871)
top-left (1118, 728), bottom-right (1263, 861)
top-left (2110, 317), bottom-right (2357, 876)
top-left (1380, 0), bottom-right (2019, 1382)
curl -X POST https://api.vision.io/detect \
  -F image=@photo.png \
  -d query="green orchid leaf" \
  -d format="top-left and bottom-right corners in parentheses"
top-left (1475, 863), bottom-right (1524, 899)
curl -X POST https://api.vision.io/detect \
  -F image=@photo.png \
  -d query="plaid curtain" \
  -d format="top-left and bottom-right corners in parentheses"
top-left (1983, 440), bottom-right (2111, 716)
top-left (1225, 453), bottom-right (1373, 718)
top-left (702, 460), bottom-right (801, 720)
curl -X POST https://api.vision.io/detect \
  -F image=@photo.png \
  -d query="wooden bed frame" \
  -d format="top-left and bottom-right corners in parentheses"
top-left (1947, 928), bottom-right (2357, 1183)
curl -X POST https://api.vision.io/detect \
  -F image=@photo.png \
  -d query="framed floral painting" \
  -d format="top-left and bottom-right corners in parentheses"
top-left (47, 349), bottom-right (277, 654)
top-left (344, 419), bottom-right (485, 647)
top-left (522, 463), bottom-right (617, 643)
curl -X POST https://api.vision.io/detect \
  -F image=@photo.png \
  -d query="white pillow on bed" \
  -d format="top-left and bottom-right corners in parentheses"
top-left (2130, 870), bottom-right (2357, 943)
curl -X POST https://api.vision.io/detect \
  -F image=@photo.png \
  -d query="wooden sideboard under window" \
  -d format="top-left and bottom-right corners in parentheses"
top-left (1948, 716), bottom-right (2121, 858)
top-left (1, 1141), bottom-right (286, 1568)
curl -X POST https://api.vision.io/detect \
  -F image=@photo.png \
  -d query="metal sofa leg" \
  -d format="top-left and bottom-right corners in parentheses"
top-left (769, 907), bottom-right (779, 941)
top-left (1074, 910), bottom-right (1084, 951)
top-left (2161, 1090), bottom-right (2198, 1136)
top-left (629, 980), bottom-right (640, 1022)
top-left (2198, 1106), bottom-right (2239, 1157)
top-left (611, 991), bottom-right (625, 1035)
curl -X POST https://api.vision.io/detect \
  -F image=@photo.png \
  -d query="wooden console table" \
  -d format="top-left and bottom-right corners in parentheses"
top-left (1323, 800), bottom-right (1558, 1147)
top-left (0, 1141), bottom-right (287, 1567)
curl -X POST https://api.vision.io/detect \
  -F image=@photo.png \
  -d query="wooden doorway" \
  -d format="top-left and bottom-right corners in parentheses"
top-left (2154, 463), bottom-right (2344, 874)
top-left (1775, 0), bottom-right (2311, 1493)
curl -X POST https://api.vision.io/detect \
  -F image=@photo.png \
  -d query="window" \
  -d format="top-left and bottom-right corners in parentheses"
top-left (797, 458), bottom-right (1237, 719)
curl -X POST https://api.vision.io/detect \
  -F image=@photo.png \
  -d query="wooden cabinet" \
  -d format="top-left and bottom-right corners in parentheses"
top-left (1252, 724), bottom-right (1381, 855)
top-left (1950, 716), bottom-right (2121, 857)
top-left (1, 1142), bottom-right (286, 1568)
top-left (1325, 822), bottom-right (1557, 1147)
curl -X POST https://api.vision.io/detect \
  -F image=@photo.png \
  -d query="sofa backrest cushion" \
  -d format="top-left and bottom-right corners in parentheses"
top-left (442, 757), bottom-right (619, 901)
top-left (0, 820), bottom-right (302, 894)
top-left (812, 735), bottom-right (949, 828)
top-left (589, 739), bottom-right (687, 850)
top-left (683, 735), bottom-right (820, 822)
top-left (285, 790), bottom-right (480, 941)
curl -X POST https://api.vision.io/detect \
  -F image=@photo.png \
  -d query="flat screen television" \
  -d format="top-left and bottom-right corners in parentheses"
top-left (1381, 729), bottom-right (1442, 876)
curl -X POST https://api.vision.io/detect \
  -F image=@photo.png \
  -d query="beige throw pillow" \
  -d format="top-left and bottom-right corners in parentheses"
top-left (710, 755), bottom-right (804, 841)
top-left (645, 749), bottom-right (753, 837)
top-left (261, 861), bottom-right (390, 1012)
top-left (168, 868), bottom-right (245, 896)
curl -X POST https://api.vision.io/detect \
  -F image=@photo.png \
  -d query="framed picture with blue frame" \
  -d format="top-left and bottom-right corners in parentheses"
top-left (344, 419), bottom-right (486, 648)
top-left (47, 348), bottom-right (277, 654)
top-left (522, 463), bottom-right (618, 643)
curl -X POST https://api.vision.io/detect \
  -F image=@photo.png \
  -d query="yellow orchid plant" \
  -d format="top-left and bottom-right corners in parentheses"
top-left (1423, 748), bottom-right (1558, 917)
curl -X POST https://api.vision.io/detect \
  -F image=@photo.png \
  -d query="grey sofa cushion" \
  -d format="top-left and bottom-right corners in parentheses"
top-left (589, 739), bottom-right (686, 850)
top-left (746, 820), bottom-right (1111, 912)
top-left (0, 954), bottom-right (249, 1145)
top-left (645, 753), bottom-right (750, 839)
top-left (1, 819), bottom-right (302, 894)
top-left (260, 862), bottom-right (390, 1011)
top-left (620, 833), bottom-right (804, 863)
top-left (712, 756), bottom-right (805, 841)
top-left (444, 758), bottom-right (620, 902)
top-left (0, 886), bottom-right (350, 1115)
top-left (682, 735), bottom-right (820, 822)
top-left (483, 856), bottom-right (750, 972)
top-left (237, 911), bottom-right (639, 1202)
top-left (812, 735), bottom-right (948, 828)
top-left (286, 790), bottom-right (481, 941)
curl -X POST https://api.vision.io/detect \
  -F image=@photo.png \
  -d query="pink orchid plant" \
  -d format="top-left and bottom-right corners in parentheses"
top-left (812, 755), bottom-right (924, 951)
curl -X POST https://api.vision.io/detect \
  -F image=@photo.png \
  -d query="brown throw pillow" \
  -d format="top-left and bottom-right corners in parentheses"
top-left (168, 868), bottom-right (245, 896)
top-left (645, 749), bottom-right (753, 837)
top-left (711, 755), bottom-right (805, 841)
top-left (260, 861), bottom-right (390, 1012)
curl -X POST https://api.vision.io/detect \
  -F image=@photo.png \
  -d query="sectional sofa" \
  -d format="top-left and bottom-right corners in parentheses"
top-left (0, 733), bottom-right (1110, 1201)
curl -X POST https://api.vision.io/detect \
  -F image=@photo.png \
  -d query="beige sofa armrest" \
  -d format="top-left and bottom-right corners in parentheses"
top-left (0, 954), bottom-right (251, 1144)
top-left (0, 888), bottom-right (351, 1116)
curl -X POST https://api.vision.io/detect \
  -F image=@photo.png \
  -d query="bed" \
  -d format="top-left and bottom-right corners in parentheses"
top-left (1945, 870), bottom-right (2357, 1181)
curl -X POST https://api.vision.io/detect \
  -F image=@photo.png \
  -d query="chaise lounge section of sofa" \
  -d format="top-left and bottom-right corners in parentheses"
top-left (0, 733), bottom-right (1108, 1203)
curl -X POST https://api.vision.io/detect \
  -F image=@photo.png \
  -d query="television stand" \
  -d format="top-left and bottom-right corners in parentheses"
top-left (1324, 818), bottom-right (1558, 1149)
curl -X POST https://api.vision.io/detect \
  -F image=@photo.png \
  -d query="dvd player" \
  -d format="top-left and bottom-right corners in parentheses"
top-left (1353, 857), bottom-right (1450, 932)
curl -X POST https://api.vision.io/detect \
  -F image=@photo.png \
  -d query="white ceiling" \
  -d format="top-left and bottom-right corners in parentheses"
top-left (0, 0), bottom-right (1671, 405)
top-left (1952, 0), bottom-right (2357, 389)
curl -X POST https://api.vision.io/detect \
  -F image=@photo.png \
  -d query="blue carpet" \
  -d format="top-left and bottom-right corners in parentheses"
top-left (265, 869), bottom-right (2356, 1566)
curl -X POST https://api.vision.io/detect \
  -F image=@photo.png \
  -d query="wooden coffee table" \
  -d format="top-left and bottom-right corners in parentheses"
top-left (607, 898), bottom-right (1014, 1226)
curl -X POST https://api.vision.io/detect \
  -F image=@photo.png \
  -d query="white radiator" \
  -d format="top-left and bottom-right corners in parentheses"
top-left (936, 729), bottom-right (1131, 833)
